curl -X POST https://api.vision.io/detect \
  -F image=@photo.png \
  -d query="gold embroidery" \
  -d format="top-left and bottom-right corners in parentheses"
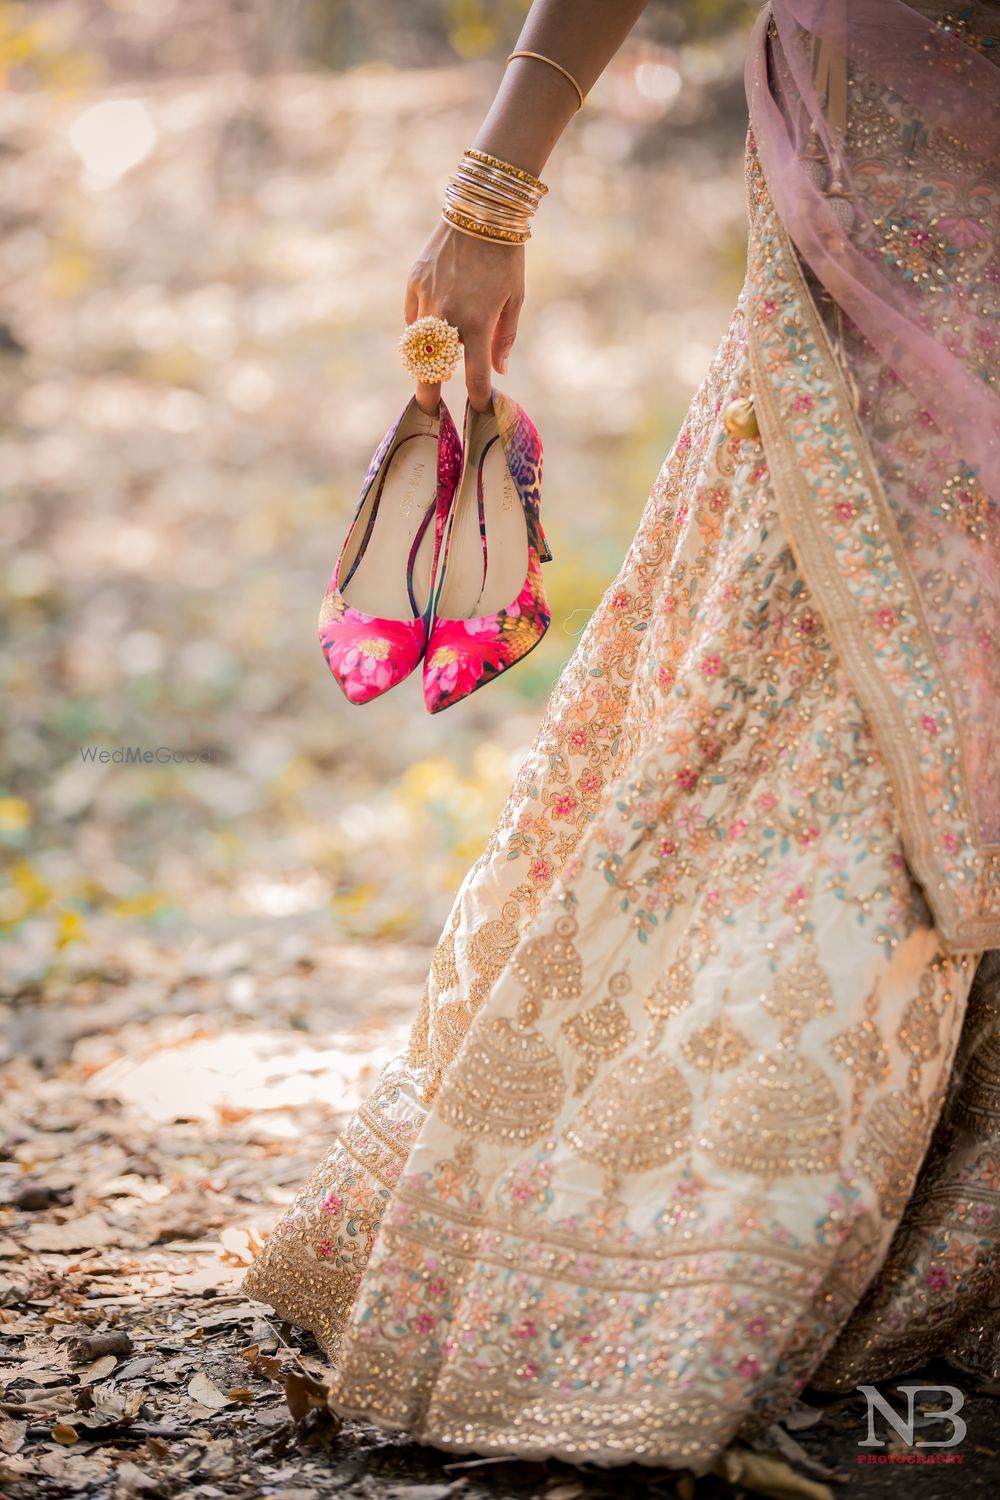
top-left (762, 932), bottom-right (835, 1041)
top-left (898, 969), bottom-right (945, 1063)
top-left (466, 899), bottom-right (521, 1009)
top-left (681, 1013), bottom-right (751, 1073)
top-left (430, 997), bottom-right (475, 1069)
top-left (699, 1048), bottom-right (843, 1176)
top-left (406, 980), bottom-right (431, 1070)
top-left (854, 1089), bottom-right (930, 1219)
top-left (352, 1107), bottom-right (411, 1163)
top-left (644, 953), bottom-right (695, 1051)
top-left (510, 911), bottom-right (584, 1003)
top-left (430, 930), bottom-right (460, 999)
top-left (826, 1018), bottom-right (890, 1125)
top-left (563, 1052), bottom-right (693, 1174)
top-left (560, 970), bottom-right (636, 1093)
top-left (954, 1029), bottom-right (1000, 1134)
top-left (434, 1016), bottom-right (566, 1143)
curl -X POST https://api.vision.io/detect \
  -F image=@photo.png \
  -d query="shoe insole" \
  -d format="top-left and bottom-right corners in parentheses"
top-left (436, 412), bottom-right (528, 620)
top-left (341, 429), bottom-right (440, 618)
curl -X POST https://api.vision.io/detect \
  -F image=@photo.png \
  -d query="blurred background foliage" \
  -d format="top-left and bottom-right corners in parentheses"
top-left (0, 0), bottom-right (756, 979)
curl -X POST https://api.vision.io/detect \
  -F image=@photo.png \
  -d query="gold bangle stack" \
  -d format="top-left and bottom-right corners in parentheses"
top-left (442, 148), bottom-right (548, 245)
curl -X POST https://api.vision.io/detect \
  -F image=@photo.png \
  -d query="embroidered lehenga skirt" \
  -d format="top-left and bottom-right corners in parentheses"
top-left (242, 0), bottom-right (1000, 1473)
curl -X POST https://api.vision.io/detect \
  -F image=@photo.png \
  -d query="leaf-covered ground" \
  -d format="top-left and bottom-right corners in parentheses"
top-left (4, 916), bottom-right (1000, 1500)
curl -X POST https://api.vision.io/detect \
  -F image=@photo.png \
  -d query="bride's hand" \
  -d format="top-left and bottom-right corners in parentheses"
top-left (405, 219), bottom-right (525, 415)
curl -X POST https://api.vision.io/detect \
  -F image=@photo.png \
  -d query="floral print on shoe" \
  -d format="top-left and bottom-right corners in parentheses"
top-left (423, 554), bottom-right (551, 713)
top-left (320, 601), bottom-right (428, 705)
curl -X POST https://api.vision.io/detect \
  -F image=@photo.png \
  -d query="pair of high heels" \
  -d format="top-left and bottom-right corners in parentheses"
top-left (318, 389), bottom-right (553, 714)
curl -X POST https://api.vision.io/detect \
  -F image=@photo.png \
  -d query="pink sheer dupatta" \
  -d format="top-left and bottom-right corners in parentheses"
top-left (743, 0), bottom-right (1000, 947)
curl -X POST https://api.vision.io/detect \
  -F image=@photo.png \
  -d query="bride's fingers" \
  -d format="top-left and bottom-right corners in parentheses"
top-left (491, 293), bottom-right (522, 375)
top-left (415, 378), bottom-right (441, 415)
top-left (410, 291), bottom-right (442, 414)
top-left (463, 323), bottom-right (493, 412)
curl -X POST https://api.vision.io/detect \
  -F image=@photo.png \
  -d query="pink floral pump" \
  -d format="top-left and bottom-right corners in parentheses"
top-left (423, 390), bottom-right (553, 714)
top-left (318, 396), bottom-right (463, 705)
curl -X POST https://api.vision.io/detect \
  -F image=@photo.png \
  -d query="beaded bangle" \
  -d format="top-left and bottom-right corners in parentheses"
top-left (441, 207), bottom-right (530, 244)
top-left (462, 148), bottom-right (547, 195)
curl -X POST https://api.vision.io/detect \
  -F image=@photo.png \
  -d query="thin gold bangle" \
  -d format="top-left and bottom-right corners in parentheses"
top-left (455, 163), bottom-right (543, 208)
top-left (452, 170), bottom-right (538, 214)
top-left (506, 50), bottom-right (585, 112)
top-left (445, 190), bottom-right (531, 235)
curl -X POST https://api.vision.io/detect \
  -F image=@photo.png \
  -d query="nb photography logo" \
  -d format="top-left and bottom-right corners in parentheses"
top-left (857, 1383), bottom-right (967, 1466)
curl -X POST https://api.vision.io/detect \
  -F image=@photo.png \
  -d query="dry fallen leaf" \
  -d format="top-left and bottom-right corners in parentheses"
top-left (37, 1450), bottom-right (113, 1485)
top-left (282, 1368), bottom-right (330, 1424)
top-left (379, 1485), bottom-right (470, 1500)
top-left (712, 1442), bottom-right (834, 1500)
top-left (0, 1415), bottom-right (28, 1455)
top-left (761, 1423), bottom-right (847, 1482)
top-left (21, 1212), bottom-right (126, 1254)
top-left (50, 1422), bottom-right (79, 1445)
top-left (240, 1343), bottom-right (284, 1380)
top-left (218, 1225), bottom-right (262, 1266)
top-left (186, 1370), bottom-right (229, 1410)
top-left (780, 1399), bottom-right (841, 1431)
top-left (77, 1353), bottom-right (120, 1385)
top-left (111, 1459), bottom-right (163, 1495)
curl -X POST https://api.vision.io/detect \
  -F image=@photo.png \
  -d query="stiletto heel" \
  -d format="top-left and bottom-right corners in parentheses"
top-left (423, 388), bottom-right (551, 714)
top-left (319, 395), bottom-right (462, 704)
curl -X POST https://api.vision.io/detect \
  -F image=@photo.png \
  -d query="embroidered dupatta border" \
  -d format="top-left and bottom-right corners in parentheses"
top-left (746, 165), bottom-right (999, 953)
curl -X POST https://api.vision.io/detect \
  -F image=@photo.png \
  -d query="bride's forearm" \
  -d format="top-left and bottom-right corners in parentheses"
top-left (472, 0), bottom-right (650, 176)
top-left (407, 1), bottom-right (649, 410)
